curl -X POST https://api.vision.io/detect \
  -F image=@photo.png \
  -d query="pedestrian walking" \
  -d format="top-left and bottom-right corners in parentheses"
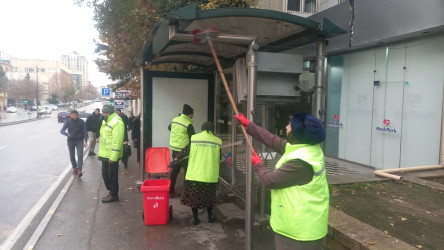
top-left (60, 110), bottom-right (88, 177)
top-left (128, 112), bottom-right (135, 133)
top-left (168, 104), bottom-right (195, 196)
top-left (97, 105), bottom-right (125, 203)
top-left (234, 112), bottom-right (329, 250)
top-left (131, 114), bottom-right (141, 163)
top-left (86, 108), bottom-right (102, 156)
top-left (175, 122), bottom-right (221, 225)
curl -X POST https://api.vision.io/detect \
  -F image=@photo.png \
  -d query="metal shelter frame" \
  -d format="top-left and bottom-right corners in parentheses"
top-left (137, 4), bottom-right (345, 249)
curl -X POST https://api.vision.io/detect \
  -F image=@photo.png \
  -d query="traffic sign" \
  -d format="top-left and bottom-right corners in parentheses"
top-left (114, 100), bottom-right (124, 110)
top-left (102, 88), bottom-right (110, 96)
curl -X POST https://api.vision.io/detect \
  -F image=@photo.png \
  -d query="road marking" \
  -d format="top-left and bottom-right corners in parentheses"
top-left (0, 146), bottom-right (6, 150)
top-left (23, 148), bottom-right (90, 250)
top-left (2, 147), bottom-right (90, 250)
top-left (28, 135), bottom-right (41, 140)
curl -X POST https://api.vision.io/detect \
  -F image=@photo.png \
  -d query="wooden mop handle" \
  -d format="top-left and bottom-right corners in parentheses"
top-left (207, 39), bottom-right (255, 154)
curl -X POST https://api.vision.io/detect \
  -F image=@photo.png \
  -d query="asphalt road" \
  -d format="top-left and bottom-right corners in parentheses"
top-left (0, 103), bottom-right (102, 249)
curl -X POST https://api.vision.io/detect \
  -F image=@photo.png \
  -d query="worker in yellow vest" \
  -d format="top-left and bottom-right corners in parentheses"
top-left (168, 104), bottom-right (195, 196)
top-left (175, 121), bottom-right (221, 225)
top-left (234, 112), bottom-right (329, 250)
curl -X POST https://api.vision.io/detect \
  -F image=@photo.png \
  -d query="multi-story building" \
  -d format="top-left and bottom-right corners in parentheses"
top-left (257, 0), bottom-right (345, 17)
top-left (6, 59), bottom-right (73, 104)
top-left (61, 52), bottom-right (89, 88)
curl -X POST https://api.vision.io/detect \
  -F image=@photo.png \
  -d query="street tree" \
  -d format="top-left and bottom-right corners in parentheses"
top-left (76, 83), bottom-right (99, 100)
top-left (75, 0), bottom-right (256, 98)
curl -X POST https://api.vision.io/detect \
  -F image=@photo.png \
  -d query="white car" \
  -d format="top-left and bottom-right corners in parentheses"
top-left (38, 106), bottom-right (52, 115)
top-left (6, 106), bottom-right (18, 113)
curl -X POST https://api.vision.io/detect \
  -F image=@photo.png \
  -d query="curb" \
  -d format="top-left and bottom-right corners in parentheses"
top-left (0, 116), bottom-right (50, 126)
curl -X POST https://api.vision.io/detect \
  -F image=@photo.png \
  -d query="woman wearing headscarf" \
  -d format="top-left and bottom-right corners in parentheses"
top-left (175, 121), bottom-right (222, 225)
top-left (234, 112), bottom-right (329, 250)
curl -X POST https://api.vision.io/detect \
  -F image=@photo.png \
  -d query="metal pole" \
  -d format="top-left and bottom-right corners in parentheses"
top-left (246, 41), bottom-right (258, 250)
top-left (314, 38), bottom-right (325, 120)
top-left (140, 66), bottom-right (146, 180)
top-left (36, 66), bottom-right (39, 109)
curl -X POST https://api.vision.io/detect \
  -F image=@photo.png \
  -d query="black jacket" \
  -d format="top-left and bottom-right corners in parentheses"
top-left (86, 112), bottom-right (102, 134)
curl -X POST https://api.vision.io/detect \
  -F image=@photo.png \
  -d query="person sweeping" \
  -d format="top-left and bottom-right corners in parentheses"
top-left (175, 121), bottom-right (221, 225)
top-left (234, 112), bottom-right (329, 250)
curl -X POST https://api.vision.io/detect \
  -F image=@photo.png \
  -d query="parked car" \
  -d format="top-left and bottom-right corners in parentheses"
top-left (6, 106), bottom-right (18, 113)
top-left (57, 109), bottom-right (72, 123)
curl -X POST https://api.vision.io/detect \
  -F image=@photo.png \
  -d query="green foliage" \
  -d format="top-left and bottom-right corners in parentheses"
top-left (76, 0), bottom-right (256, 98)
top-left (47, 93), bottom-right (59, 104)
top-left (0, 65), bottom-right (8, 91)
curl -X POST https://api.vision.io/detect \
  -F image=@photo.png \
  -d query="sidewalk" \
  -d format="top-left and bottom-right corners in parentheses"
top-left (24, 146), bottom-right (431, 250)
top-left (29, 147), bottom-right (274, 250)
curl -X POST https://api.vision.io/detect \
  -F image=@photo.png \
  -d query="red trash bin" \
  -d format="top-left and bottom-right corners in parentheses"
top-left (141, 179), bottom-right (171, 225)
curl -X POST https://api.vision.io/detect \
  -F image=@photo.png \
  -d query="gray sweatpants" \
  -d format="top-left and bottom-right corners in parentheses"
top-left (88, 131), bottom-right (97, 152)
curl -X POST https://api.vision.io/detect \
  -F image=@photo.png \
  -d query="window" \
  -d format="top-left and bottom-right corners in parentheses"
top-left (286, 0), bottom-right (317, 13)
top-left (287, 0), bottom-right (301, 11)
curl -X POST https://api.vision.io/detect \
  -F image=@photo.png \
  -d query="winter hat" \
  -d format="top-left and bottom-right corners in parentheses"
top-left (183, 104), bottom-right (194, 115)
top-left (290, 113), bottom-right (325, 145)
top-left (102, 105), bottom-right (115, 114)
top-left (201, 121), bottom-right (215, 133)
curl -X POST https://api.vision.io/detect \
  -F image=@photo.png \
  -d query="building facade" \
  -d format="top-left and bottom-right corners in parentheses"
top-left (6, 59), bottom-right (73, 104)
top-left (308, 0), bottom-right (444, 169)
top-left (61, 52), bottom-right (89, 88)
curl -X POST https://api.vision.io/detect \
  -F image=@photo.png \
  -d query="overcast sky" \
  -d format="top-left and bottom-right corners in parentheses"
top-left (0, 0), bottom-right (110, 87)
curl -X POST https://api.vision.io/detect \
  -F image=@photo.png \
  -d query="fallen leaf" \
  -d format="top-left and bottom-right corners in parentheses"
top-left (367, 241), bottom-right (375, 245)
top-left (384, 230), bottom-right (388, 234)
top-left (416, 245), bottom-right (422, 249)
top-left (137, 210), bottom-right (141, 213)
top-left (57, 233), bottom-right (62, 237)
top-left (425, 211), bottom-right (431, 214)
top-left (390, 223), bottom-right (394, 227)
top-left (86, 221), bottom-right (89, 223)
top-left (94, 197), bottom-right (98, 200)
top-left (391, 195), bottom-right (397, 198)
top-left (400, 217), bottom-right (407, 221)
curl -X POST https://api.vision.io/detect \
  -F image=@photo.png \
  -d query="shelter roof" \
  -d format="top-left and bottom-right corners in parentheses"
top-left (137, 4), bottom-right (345, 67)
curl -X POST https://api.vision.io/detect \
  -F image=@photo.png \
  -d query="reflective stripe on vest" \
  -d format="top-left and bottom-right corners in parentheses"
top-left (169, 114), bottom-right (192, 151)
top-left (270, 143), bottom-right (329, 241)
top-left (185, 131), bottom-right (222, 183)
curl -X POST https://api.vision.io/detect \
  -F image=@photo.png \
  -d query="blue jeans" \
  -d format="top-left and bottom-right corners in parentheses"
top-left (68, 140), bottom-right (84, 171)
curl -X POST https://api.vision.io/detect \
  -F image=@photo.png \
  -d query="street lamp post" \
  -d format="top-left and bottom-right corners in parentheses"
top-left (36, 66), bottom-right (39, 110)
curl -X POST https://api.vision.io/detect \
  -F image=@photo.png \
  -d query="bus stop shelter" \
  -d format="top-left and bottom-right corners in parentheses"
top-left (137, 4), bottom-right (344, 249)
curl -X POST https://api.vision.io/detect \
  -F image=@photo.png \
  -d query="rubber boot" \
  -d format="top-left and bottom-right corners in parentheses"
top-left (192, 207), bottom-right (200, 225)
top-left (207, 206), bottom-right (215, 223)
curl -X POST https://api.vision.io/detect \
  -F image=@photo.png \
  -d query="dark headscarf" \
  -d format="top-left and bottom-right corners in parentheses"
top-left (201, 121), bottom-right (215, 133)
top-left (289, 113), bottom-right (325, 145)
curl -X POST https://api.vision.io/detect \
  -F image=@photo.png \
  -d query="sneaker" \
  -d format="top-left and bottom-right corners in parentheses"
top-left (88, 151), bottom-right (96, 156)
top-left (102, 196), bottom-right (119, 203)
top-left (77, 170), bottom-right (83, 178)
top-left (72, 168), bottom-right (77, 175)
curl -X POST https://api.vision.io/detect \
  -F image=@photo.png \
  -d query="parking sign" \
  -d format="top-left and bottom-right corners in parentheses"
top-left (102, 88), bottom-right (110, 96)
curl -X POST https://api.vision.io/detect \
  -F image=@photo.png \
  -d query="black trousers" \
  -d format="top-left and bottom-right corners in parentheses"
top-left (101, 160), bottom-right (119, 196)
top-left (68, 140), bottom-right (84, 171)
top-left (169, 151), bottom-right (187, 193)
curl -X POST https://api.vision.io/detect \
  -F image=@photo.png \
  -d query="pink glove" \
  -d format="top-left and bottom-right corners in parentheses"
top-left (251, 151), bottom-right (263, 166)
top-left (233, 113), bottom-right (249, 127)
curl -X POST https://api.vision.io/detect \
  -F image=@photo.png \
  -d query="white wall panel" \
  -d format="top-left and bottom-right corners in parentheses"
top-left (401, 36), bottom-right (444, 167)
top-left (152, 77), bottom-right (208, 148)
top-left (342, 50), bottom-right (374, 165)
